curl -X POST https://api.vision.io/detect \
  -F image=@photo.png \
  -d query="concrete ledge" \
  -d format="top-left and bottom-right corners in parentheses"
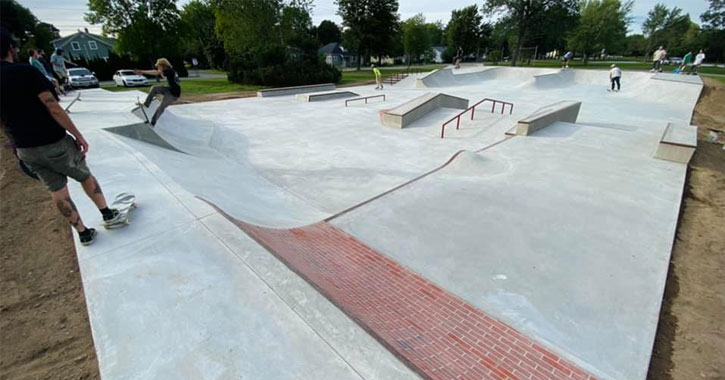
top-left (515, 100), bottom-right (581, 136)
top-left (257, 83), bottom-right (336, 97)
top-left (654, 122), bottom-right (697, 163)
top-left (296, 90), bottom-right (359, 102)
top-left (380, 93), bottom-right (469, 129)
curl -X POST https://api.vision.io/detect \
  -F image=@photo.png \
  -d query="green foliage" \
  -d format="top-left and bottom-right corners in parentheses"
top-left (179, 0), bottom-right (226, 69)
top-left (86, 0), bottom-right (182, 65)
top-left (624, 34), bottom-right (648, 56)
top-left (316, 20), bottom-right (342, 46)
top-left (0, 0), bottom-right (60, 58)
top-left (336, 0), bottom-right (400, 68)
top-left (483, 0), bottom-right (578, 66)
top-left (445, 5), bottom-right (484, 59)
top-left (567, 0), bottom-right (632, 63)
top-left (213, 0), bottom-right (340, 86)
top-left (643, 4), bottom-right (693, 56)
top-left (402, 14), bottom-right (432, 65)
top-left (426, 22), bottom-right (445, 46)
top-left (702, 0), bottom-right (725, 29)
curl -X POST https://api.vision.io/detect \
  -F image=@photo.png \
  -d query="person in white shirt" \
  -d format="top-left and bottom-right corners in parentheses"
top-left (651, 46), bottom-right (666, 72)
top-left (609, 64), bottom-right (622, 91)
top-left (692, 49), bottom-right (706, 74)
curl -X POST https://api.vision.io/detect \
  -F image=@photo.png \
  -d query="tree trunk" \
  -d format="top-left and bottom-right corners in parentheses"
top-left (511, 21), bottom-right (527, 66)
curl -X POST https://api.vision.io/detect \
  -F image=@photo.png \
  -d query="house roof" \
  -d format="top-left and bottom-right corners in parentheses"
top-left (52, 30), bottom-right (116, 50)
top-left (319, 42), bottom-right (355, 56)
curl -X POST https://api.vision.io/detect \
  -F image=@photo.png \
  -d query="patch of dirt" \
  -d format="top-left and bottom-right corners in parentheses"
top-left (0, 134), bottom-right (100, 380)
top-left (647, 77), bottom-right (725, 380)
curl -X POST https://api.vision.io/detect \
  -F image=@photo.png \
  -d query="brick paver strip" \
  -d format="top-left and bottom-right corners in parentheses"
top-left (228, 218), bottom-right (598, 380)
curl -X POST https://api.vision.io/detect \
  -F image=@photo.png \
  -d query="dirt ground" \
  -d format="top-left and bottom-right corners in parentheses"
top-left (0, 79), bottom-right (722, 380)
top-left (647, 77), bottom-right (725, 380)
top-left (0, 134), bottom-right (100, 380)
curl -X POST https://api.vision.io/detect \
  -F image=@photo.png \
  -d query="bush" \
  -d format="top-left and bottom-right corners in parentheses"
top-left (76, 52), bottom-right (188, 81)
top-left (227, 48), bottom-right (341, 87)
top-left (489, 50), bottom-right (501, 64)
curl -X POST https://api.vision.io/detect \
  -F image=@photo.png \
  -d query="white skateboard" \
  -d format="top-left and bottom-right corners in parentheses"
top-left (104, 192), bottom-right (137, 229)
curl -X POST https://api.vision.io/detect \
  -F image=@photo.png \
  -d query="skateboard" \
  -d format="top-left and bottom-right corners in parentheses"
top-left (136, 96), bottom-right (151, 123)
top-left (104, 192), bottom-right (137, 229)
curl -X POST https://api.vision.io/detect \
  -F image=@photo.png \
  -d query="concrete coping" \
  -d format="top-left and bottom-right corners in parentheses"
top-left (515, 100), bottom-right (582, 136)
top-left (654, 122), bottom-right (698, 164)
top-left (295, 90), bottom-right (359, 102)
top-left (257, 83), bottom-right (336, 97)
top-left (380, 93), bottom-right (469, 129)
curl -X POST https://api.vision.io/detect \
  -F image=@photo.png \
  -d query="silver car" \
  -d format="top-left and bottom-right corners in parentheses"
top-left (113, 70), bottom-right (149, 87)
top-left (67, 68), bottom-right (99, 88)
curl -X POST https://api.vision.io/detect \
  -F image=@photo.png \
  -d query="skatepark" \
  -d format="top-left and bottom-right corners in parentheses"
top-left (59, 65), bottom-right (702, 380)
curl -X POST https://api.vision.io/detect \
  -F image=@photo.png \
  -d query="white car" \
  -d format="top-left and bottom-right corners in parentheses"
top-left (113, 70), bottom-right (149, 87)
top-left (67, 67), bottom-right (99, 88)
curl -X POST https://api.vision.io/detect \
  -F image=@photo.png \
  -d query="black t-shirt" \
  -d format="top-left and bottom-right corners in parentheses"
top-left (163, 68), bottom-right (181, 97)
top-left (0, 61), bottom-right (66, 148)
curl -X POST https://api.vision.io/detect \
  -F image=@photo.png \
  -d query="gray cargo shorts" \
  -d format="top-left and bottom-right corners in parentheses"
top-left (16, 135), bottom-right (91, 192)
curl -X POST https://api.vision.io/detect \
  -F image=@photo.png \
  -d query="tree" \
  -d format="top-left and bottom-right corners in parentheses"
top-left (316, 20), bottom-right (341, 45)
top-left (642, 4), bottom-right (691, 59)
top-left (567, 0), bottom-right (632, 63)
top-left (402, 14), bottom-right (431, 66)
top-left (336, 0), bottom-right (400, 69)
top-left (426, 21), bottom-right (445, 46)
top-left (179, 0), bottom-right (226, 69)
top-left (212, 0), bottom-right (340, 85)
top-left (702, 0), bottom-right (725, 28)
top-left (0, 0), bottom-right (59, 57)
top-left (445, 5), bottom-right (484, 60)
top-left (701, 0), bottom-right (725, 62)
top-left (483, 0), bottom-right (577, 66)
top-left (624, 34), bottom-right (647, 56)
top-left (86, 0), bottom-right (182, 65)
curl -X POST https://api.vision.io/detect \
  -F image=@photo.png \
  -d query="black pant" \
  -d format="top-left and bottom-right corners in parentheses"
top-left (611, 76), bottom-right (621, 90)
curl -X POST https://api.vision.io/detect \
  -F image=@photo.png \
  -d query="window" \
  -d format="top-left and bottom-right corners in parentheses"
top-left (88, 41), bottom-right (98, 50)
top-left (71, 41), bottom-right (81, 51)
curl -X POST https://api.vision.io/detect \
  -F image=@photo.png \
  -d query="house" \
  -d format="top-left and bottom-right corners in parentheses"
top-left (51, 29), bottom-right (116, 61)
top-left (432, 46), bottom-right (447, 64)
top-left (319, 43), bottom-right (358, 68)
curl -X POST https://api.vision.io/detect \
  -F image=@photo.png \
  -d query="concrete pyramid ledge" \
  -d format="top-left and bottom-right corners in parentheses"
top-left (380, 92), bottom-right (469, 129)
top-left (515, 100), bottom-right (581, 136)
top-left (295, 90), bottom-right (359, 102)
top-left (654, 122), bottom-right (698, 163)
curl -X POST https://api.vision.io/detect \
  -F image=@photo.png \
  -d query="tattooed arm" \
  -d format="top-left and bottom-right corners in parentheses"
top-left (38, 91), bottom-right (89, 154)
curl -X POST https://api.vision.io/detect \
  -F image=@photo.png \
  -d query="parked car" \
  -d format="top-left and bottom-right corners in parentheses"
top-left (113, 70), bottom-right (149, 87)
top-left (663, 57), bottom-right (682, 65)
top-left (67, 67), bottom-right (99, 89)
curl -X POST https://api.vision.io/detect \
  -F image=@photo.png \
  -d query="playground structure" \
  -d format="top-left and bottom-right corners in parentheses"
top-left (60, 65), bottom-right (703, 380)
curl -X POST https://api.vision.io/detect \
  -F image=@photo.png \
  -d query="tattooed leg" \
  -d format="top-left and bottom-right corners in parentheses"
top-left (81, 175), bottom-right (108, 209)
top-left (50, 186), bottom-right (86, 232)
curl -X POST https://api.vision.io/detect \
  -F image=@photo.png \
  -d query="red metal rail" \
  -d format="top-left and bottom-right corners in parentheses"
top-left (345, 94), bottom-right (386, 107)
top-left (440, 98), bottom-right (515, 138)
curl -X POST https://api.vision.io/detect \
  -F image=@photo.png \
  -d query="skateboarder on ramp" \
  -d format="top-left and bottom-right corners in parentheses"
top-left (1, 28), bottom-right (127, 246)
top-left (134, 58), bottom-right (181, 126)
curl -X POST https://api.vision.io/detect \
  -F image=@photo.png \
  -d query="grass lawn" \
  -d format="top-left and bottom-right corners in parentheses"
top-left (102, 78), bottom-right (264, 95)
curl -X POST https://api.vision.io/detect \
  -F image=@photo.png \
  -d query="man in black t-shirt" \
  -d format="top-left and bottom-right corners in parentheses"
top-left (0, 28), bottom-right (121, 246)
top-left (135, 58), bottom-right (181, 126)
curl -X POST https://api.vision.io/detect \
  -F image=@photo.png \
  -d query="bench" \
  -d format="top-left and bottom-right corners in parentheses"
top-left (257, 83), bottom-right (336, 97)
top-left (380, 93), bottom-right (469, 129)
top-left (654, 122), bottom-right (697, 164)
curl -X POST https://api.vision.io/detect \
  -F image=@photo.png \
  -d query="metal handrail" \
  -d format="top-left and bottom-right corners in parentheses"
top-left (440, 97), bottom-right (515, 138)
top-left (345, 94), bottom-right (386, 107)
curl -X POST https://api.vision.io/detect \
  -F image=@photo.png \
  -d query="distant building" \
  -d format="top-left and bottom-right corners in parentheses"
top-left (51, 29), bottom-right (116, 61)
top-left (319, 43), bottom-right (359, 68)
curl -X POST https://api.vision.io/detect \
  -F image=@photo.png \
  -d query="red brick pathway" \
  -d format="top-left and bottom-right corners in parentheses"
top-left (232, 219), bottom-right (597, 380)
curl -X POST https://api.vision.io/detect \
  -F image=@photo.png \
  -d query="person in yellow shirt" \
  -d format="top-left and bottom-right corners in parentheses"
top-left (372, 64), bottom-right (383, 90)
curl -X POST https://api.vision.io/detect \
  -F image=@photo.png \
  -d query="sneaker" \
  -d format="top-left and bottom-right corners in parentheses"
top-left (102, 209), bottom-right (123, 226)
top-left (79, 228), bottom-right (97, 246)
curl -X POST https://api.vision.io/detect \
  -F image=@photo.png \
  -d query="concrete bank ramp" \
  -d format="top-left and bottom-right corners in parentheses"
top-left (417, 67), bottom-right (557, 88)
top-left (105, 122), bottom-right (184, 153)
top-left (654, 122), bottom-right (698, 163)
top-left (381, 93), bottom-right (469, 128)
top-left (513, 100), bottom-right (582, 136)
top-left (652, 72), bottom-right (704, 85)
top-left (295, 90), bottom-right (358, 102)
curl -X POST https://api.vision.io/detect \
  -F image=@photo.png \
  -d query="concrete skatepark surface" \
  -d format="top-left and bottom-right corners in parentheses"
top-left (60, 65), bottom-right (702, 380)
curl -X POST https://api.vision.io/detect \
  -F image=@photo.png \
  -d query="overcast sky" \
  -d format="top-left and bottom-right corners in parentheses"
top-left (18, 0), bottom-right (710, 37)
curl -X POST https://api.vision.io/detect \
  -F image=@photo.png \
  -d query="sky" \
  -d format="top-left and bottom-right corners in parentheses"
top-left (18, 0), bottom-right (711, 38)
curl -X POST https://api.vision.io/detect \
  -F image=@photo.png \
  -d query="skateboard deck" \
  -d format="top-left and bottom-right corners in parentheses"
top-left (136, 97), bottom-right (150, 123)
top-left (105, 192), bottom-right (137, 229)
